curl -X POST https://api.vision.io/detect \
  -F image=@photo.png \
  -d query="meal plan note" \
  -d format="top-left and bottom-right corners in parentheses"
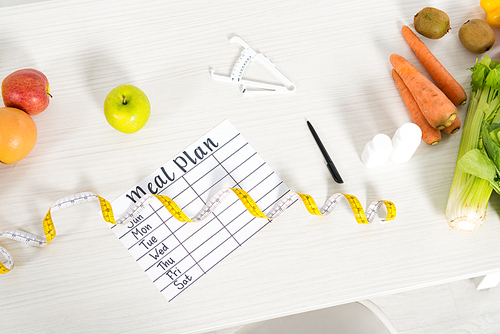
top-left (109, 120), bottom-right (290, 301)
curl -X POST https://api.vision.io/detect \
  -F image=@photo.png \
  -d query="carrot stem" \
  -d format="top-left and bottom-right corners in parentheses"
top-left (442, 116), bottom-right (461, 134)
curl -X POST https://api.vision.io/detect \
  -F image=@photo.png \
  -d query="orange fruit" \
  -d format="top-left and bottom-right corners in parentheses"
top-left (0, 107), bottom-right (37, 164)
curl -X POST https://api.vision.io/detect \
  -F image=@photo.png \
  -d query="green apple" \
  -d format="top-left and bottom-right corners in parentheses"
top-left (104, 84), bottom-right (151, 133)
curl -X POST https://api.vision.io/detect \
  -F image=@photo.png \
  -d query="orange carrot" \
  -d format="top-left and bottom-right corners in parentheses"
top-left (401, 25), bottom-right (467, 106)
top-left (390, 53), bottom-right (457, 130)
top-left (442, 116), bottom-right (461, 134)
top-left (391, 69), bottom-right (441, 145)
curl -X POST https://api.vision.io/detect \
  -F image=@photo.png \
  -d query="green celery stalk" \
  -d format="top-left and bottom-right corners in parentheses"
top-left (446, 55), bottom-right (500, 232)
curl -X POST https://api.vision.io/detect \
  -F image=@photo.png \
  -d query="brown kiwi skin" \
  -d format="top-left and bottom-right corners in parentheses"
top-left (414, 7), bottom-right (451, 39)
top-left (459, 19), bottom-right (496, 54)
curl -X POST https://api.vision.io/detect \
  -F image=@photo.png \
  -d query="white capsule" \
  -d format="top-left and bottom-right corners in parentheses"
top-left (390, 123), bottom-right (422, 163)
top-left (361, 134), bottom-right (393, 168)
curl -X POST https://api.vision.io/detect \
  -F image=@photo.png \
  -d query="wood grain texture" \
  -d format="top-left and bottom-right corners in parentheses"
top-left (1, 0), bottom-right (499, 333)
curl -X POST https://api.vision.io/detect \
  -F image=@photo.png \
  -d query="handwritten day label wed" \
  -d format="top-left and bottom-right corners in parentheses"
top-left (109, 120), bottom-right (289, 301)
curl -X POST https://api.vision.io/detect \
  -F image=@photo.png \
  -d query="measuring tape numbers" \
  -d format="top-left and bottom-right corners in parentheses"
top-left (0, 188), bottom-right (396, 274)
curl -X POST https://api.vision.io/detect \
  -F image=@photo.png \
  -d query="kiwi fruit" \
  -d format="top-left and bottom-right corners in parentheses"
top-left (459, 19), bottom-right (495, 54)
top-left (414, 7), bottom-right (451, 39)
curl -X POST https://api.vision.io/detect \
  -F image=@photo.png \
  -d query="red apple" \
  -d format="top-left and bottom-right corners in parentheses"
top-left (1, 69), bottom-right (51, 115)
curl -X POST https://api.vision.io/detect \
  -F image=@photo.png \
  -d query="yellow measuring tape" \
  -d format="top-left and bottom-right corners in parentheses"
top-left (0, 189), bottom-right (396, 274)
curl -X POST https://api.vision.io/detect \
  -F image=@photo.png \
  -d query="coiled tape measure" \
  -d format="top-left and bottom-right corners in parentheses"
top-left (0, 188), bottom-right (396, 274)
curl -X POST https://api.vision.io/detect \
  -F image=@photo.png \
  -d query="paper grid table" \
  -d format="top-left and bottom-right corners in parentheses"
top-left (109, 120), bottom-right (290, 301)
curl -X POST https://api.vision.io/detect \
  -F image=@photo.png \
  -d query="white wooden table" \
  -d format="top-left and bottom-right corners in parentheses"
top-left (2, 0), bottom-right (500, 333)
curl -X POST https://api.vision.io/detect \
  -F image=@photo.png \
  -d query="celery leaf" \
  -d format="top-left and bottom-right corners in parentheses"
top-left (486, 68), bottom-right (500, 91)
top-left (483, 123), bottom-right (500, 169)
top-left (457, 149), bottom-right (496, 182)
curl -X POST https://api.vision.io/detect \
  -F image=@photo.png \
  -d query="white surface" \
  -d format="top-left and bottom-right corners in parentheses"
top-left (474, 272), bottom-right (500, 290)
top-left (371, 278), bottom-right (500, 333)
top-left (0, 0), bottom-right (48, 6)
top-left (219, 278), bottom-right (500, 333)
top-left (1, 0), bottom-right (500, 333)
top-left (235, 300), bottom-right (397, 334)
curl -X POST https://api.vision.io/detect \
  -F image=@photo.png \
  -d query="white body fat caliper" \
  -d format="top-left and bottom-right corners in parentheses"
top-left (211, 36), bottom-right (296, 95)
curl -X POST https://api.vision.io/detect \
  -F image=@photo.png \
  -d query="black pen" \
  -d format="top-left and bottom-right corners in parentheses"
top-left (306, 120), bottom-right (344, 184)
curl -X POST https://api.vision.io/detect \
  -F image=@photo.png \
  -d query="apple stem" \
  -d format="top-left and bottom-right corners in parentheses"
top-left (122, 95), bottom-right (127, 105)
top-left (47, 93), bottom-right (53, 98)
